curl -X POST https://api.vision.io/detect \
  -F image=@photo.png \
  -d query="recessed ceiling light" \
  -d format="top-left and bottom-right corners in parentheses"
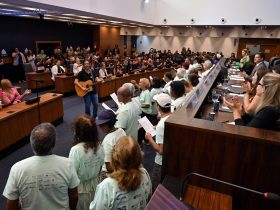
top-left (109, 20), bottom-right (123, 24)
top-left (0, 3), bottom-right (9, 6)
top-left (63, 13), bottom-right (76, 16)
top-left (79, 16), bottom-right (93, 19)
top-left (128, 25), bottom-right (138, 27)
top-left (20, 7), bottom-right (46, 11)
top-left (0, 8), bottom-right (20, 12)
top-left (96, 18), bottom-right (107, 21)
top-left (90, 21), bottom-right (106, 24)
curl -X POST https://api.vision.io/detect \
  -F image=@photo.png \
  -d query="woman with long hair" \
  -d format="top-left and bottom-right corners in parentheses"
top-left (224, 73), bottom-right (280, 130)
top-left (243, 66), bottom-right (271, 114)
top-left (0, 79), bottom-right (30, 106)
top-left (90, 136), bottom-right (152, 210)
top-left (69, 115), bottom-right (104, 210)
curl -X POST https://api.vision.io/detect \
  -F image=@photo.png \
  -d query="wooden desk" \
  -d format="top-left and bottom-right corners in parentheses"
top-left (96, 68), bottom-right (171, 98)
top-left (55, 75), bottom-right (75, 94)
top-left (184, 185), bottom-right (232, 210)
top-left (0, 93), bottom-right (64, 151)
top-left (163, 61), bottom-right (280, 210)
top-left (26, 72), bottom-right (53, 89)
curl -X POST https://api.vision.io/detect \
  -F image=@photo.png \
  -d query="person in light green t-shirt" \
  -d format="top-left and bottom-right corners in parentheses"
top-left (69, 115), bottom-right (104, 210)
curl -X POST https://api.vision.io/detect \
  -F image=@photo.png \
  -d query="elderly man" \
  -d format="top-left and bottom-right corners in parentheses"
top-left (201, 60), bottom-right (213, 78)
top-left (115, 85), bottom-right (140, 140)
top-left (3, 123), bottom-right (80, 210)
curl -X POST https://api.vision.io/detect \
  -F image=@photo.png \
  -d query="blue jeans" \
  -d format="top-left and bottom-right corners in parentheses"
top-left (83, 92), bottom-right (98, 118)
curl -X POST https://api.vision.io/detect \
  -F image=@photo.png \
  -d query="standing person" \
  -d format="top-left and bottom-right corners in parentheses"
top-left (89, 136), bottom-right (152, 210)
top-left (27, 49), bottom-right (36, 71)
top-left (96, 109), bottom-right (126, 180)
top-left (170, 81), bottom-right (186, 112)
top-left (150, 77), bottom-right (163, 124)
top-left (74, 60), bottom-right (102, 119)
top-left (116, 85), bottom-right (140, 140)
top-left (3, 123), bottom-right (80, 210)
top-left (73, 57), bottom-right (83, 76)
top-left (51, 59), bottom-right (65, 81)
top-left (145, 93), bottom-right (172, 191)
top-left (69, 115), bottom-right (104, 210)
top-left (12, 48), bottom-right (26, 83)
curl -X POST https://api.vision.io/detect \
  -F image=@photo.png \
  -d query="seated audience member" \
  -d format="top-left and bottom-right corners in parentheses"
top-left (170, 80), bottom-right (186, 112)
top-left (1, 79), bottom-right (31, 105)
top-left (162, 72), bottom-right (173, 94)
top-left (96, 110), bottom-right (126, 179)
top-left (3, 123), bottom-right (80, 210)
top-left (243, 66), bottom-right (271, 114)
top-left (51, 59), bottom-right (65, 81)
top-left (116, 86), bottom-right (140, 141)
top-left (69, 115), bottom-right (104, 210)
top-left (145, 93), bottom-right (171, 191)
top-left (73, 57), bottom-right (83, 75)
top-left (224, 73), bottom-right (280, 131)
top-left (89, 136), bottom-right (152, 210)
top-left (99, 62), bottom-right (110, 79)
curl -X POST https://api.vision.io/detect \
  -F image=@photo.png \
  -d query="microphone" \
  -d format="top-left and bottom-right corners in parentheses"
top-left (180, 172), bottom-right (280, 201)
top-left (30, 79), bottom-right (44, 83)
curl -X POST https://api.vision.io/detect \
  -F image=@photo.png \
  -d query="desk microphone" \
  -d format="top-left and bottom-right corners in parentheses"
top-left (180, 172), bottom-right (280, 201)
top-left (30, 79), bottom-right (44, 83)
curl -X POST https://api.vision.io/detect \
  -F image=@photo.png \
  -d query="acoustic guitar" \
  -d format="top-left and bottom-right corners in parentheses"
top-left (75, 80), bottom-right (95, 97)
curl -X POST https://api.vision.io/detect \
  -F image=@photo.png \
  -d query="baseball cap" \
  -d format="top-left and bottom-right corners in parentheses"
top-left (96, 109), bottom-right (116, 125)
top-left (153, 93), bottom-right (171, 108)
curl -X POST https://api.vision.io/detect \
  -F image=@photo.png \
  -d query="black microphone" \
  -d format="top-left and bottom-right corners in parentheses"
top-left (30, 79), bottom-right (44, 83)
top-left (180, 172), bottom-right (280, 201)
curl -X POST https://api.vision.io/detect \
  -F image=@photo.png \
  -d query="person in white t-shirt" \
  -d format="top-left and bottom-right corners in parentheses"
top-left (69, 115), bottom-right (104, 210)
top-left (162, 72), bottom-right (173, 95)
top-left (145, 93), bottom-right (172, 191)
top-left (170, 80), bottom-right (186, 112)
top-left (89, 136), bottom-right (152, 210)
top-left (73, 57), bottom-right (83, 75)
top-left (115, 86), bottom-right (140, 141)
top-left (3, 123), bottom-right (80, 210)
top-left (96, 109), bottom-right (126, 180)
top-left (51, 59), bottom-right (65, 81)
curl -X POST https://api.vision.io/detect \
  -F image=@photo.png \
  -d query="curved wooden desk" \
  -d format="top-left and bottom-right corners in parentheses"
top-left (162, 62), bottom-right (280, 210)
top-left (0, 93), bottom-right (64, 152)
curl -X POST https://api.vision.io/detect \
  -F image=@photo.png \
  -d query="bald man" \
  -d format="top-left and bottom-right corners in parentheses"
top-left (115, 86), bottom-right (140, 140)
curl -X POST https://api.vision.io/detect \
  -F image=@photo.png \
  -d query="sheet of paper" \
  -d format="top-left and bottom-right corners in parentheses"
top-left (227, 121), bottom-right (235, 125)
top-left (138, 116), bottom-right (156, 137)
top-left (229, 77), bottom-right (244, 81)
top-left (229, 93), bottom-right (244, 98)
top-left (110, 93), bottom-right (122, 108)
top-left (102, 103), bottom-right (116, 114)
top-left (231, 85), bottom-right (242, 88)
top-left (149, 76), bottom-right (153, 81)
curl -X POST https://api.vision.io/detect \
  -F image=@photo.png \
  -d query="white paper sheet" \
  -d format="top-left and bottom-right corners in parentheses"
top-left (102, 103), bottom-right (116, 114)
top-left (110, 93), bottom-right (122, 108)
top-left (138, 116), bottom-right (156, 137)
top-left (229, 93), bottom-right (244, 98)
top-left (231, 85), bottom-right (242, 88)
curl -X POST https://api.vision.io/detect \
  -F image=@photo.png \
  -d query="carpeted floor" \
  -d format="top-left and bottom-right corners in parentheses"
top-left (0, 85), bottom-right (155, 208)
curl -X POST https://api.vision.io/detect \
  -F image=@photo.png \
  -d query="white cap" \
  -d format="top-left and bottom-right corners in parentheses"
top-left (153, 93), bottom-right (171, 107)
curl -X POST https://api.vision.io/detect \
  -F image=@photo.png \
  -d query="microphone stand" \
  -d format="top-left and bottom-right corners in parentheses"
top-left (34, 80), bottom-right (41, 124)
top-left (180, 172), bottom-right (280, 201)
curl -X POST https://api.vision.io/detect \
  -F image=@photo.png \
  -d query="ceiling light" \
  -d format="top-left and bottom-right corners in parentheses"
top-left (128, 25), bottom-right (138, 27)
top-left (96, 18), bottom-right (107, 21)
top-left (109, 20), bottom-right (123, 24)
top-left (0, 8), bottom-right (20, 12)
top-left (79, 16), bottom-right (93, 19)
top-left (63, 13), bottom-right (76, 16)
top-left (145, 0), bottom-right (149, 3)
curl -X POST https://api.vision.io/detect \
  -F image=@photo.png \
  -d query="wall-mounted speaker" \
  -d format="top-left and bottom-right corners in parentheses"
top-left (255, 18), bottom-right (261, 24)
top-left (190, 18), bottom-right (195, 24)
top-left (221, 18), bottom-right (226, 24)
top-left (163, 18), bottom-right (167, 24)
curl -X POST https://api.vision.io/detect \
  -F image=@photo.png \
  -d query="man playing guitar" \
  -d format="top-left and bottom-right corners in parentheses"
top-left (74, 60), bottom-right (102, 119)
